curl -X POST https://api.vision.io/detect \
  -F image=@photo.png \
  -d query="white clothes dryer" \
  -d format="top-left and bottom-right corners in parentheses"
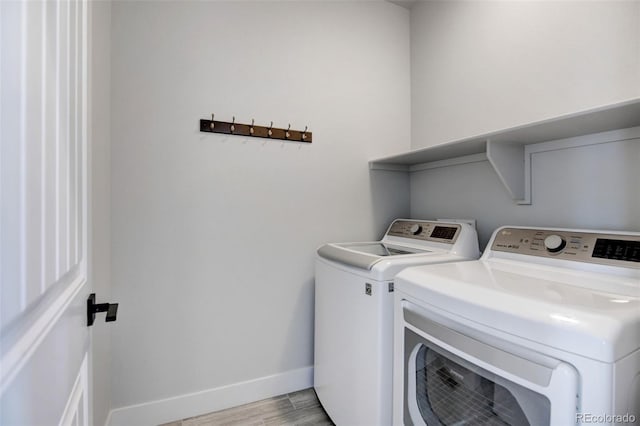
top-left (314, 219), bottom-right (480, 426)
top-left (393, 226), bottom-right (640, 426)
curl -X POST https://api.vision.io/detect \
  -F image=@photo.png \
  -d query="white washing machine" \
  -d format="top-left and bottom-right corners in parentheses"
top-left (393, 226), bottom-right (640, 426)
top-left (314, 219), bottom-right (480, 426)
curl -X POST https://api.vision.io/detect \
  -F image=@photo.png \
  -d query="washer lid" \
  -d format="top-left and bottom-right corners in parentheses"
top-left (344, 243), bottom-right (419, 256)
top-left (395, 260), bottom-right (640, 363)
top-left (317, 242), bottom-right (431, 270)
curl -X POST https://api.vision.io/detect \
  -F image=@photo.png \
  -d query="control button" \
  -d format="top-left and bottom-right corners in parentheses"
top-left (410, 224), bottom-right (423, 235)
top-left (544, 235), bottom-right (566, 253)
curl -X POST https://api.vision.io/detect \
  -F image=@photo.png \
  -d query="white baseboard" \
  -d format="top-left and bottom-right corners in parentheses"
top-left (107, 366), bottom-right (314, 426)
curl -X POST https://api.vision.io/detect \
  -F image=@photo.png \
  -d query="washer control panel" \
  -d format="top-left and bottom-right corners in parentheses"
top-left (387, 220), bottom-right (460, 243)
top-left (491, 228), bottom-right (640, 267)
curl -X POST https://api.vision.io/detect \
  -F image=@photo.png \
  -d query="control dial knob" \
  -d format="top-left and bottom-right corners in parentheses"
top-left (544, 234), bottom-right (566, 253)
top-left (410, 224), bottom-right (423, 235)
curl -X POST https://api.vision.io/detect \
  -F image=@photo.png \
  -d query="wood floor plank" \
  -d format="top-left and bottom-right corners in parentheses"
top-left (182, 396), bottom-right (294, 426)
top-left (262, 405), bottom-right (333, 426)
top-left (164, 388), bottom-right (333, 426)
top-left (287, 389), bottom-right (321, 411)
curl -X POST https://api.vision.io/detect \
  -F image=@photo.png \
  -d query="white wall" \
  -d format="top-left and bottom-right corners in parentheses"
top-left (408, 1), bottom-right (640, 248)
top-left (90, 1), bottom-right (112, 425)
top-left (110, 0), bottom-right (410, 414)
top-left (410, 137), bottom-right (640, 249)
top-left (411, 0), bottom-right (640, 149)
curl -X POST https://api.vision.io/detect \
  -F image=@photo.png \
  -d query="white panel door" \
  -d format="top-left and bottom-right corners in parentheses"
top-left (1, 0), bottom-right (93, 424)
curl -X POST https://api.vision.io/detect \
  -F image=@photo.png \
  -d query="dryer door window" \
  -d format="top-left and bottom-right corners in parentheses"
top-left (413, 343), bottom-right (550, 425)
top-left (400, 303), bottom-right (579, 426)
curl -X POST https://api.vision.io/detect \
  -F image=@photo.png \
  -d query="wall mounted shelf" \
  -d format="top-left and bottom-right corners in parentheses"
top-left (370, 98), bottom-right (640, 204)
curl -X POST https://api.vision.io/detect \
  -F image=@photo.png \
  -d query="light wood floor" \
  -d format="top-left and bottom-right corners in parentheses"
top-left (160, 388), bottom-right (334, 426)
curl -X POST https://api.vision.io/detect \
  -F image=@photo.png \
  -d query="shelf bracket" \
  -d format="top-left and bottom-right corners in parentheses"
top-left (486, 140), bottom-right (530, 205)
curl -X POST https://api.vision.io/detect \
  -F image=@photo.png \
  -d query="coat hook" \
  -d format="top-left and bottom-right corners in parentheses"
top-left (285, 124), bottom-right (291, 139)
top-left (302, 125), bottom-right (308, 140)
top-left (250, 118), bottom-right (255, 135)
top-left (230, 116), bottom-right (236, 133)
top-left (268, 121), bottom-right (273, 137)
top-left (210, 113), bottom-right (215, 130)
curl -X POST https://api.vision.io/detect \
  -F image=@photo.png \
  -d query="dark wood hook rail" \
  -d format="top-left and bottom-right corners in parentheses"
top-left (200, 116), bottom-right (312, 143)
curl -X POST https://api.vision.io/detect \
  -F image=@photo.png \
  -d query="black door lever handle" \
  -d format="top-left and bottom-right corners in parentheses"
top-left (87, 293), bottom-right (119, 326)
top-left (106, 303), bottom-right (118, 322)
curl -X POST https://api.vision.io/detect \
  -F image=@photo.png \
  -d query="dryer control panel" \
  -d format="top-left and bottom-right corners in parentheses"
top-left (491, 228), bottom-right (640, 267)
top-left (387, 220), bottom-right (460, 244)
